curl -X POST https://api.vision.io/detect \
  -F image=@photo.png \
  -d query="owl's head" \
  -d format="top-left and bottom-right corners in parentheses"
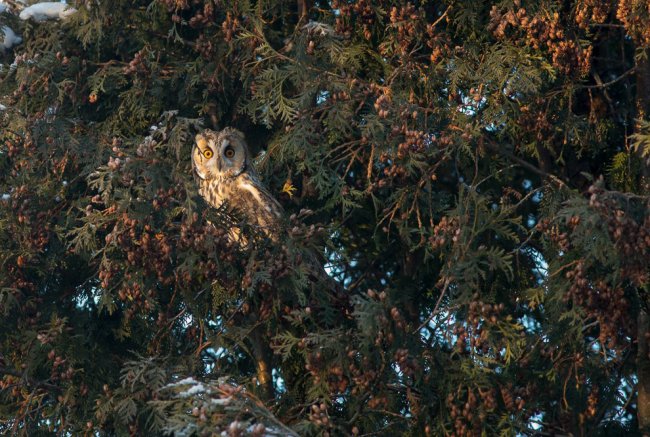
top-left (192, 128), bottom-right (250, 180)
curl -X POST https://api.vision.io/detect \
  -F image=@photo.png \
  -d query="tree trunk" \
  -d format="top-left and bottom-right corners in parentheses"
top-left (638, 311), bottom-right (650, 432)
top-left (635, 48), bottom-right (650, 432)
top-left (250, 325), bottom-right (274, 400)
top-left (297, 0), bottom-right (308, 24)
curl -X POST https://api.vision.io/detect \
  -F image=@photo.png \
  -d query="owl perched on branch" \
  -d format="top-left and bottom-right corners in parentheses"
top-left (192, 128), bottom-right (284, 243)
top-left (191, 127), bottom-right (347, 399)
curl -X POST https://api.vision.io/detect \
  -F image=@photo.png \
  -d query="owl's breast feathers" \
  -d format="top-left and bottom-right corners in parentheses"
top-left (199, 173), bottom-right (283, 240)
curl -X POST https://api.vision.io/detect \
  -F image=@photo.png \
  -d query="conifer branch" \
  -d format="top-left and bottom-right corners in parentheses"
top-left (0, 366), bottom-right (61, 392)
top-left (1, 1), bottom-right (646, 434)
top-left (580, 67), bottom-right (636, 90)
top-left (485, 140), bottom-right (570, 189)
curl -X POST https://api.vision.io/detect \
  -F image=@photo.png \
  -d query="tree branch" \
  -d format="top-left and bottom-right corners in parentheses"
top-left (297, 0), bottom-right (308, 24)
top-left (0, 366), bottom-right (61, 392)
top-left (485, 140), bottom-right (570, 189)
top-left (579, 67), bottom-right (636, 90)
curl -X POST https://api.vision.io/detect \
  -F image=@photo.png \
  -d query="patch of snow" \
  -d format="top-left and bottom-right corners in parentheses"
top-left (1, 26), bottom-right (22, 51)
top-left (246, 424), bottom-right (287, 437)
top-left (210, 397), bottom-right (231, 405)
top-left (19, 2), bottom-right (77, 21)
top-left (180, 382), bottom-right (206, 397)
top-left (167, 376), bottom-right (198, 387)
top-left (1, 194), bottom-right (10, 201)
top-left (303, 20), bottom-right (334, 36)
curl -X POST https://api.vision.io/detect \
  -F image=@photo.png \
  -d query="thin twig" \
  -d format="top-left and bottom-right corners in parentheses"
top-left (579, 67), bottom-right (636, 90)
top-left (431, 5), bottom-right (451, 29)
top-left (485, 140), bottom-right (570, 189)
top-left (590, 23), bottom-right (624, 29)
top-left (416, 277), bottom-right (451, 332)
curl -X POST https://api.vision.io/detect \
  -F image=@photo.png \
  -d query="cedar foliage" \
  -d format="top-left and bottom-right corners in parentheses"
top-left (0, 0), bottom-right (649, 435)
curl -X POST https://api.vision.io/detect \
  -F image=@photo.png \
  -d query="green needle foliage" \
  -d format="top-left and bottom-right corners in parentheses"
top-left (0, 0), bottom-right (649, 436)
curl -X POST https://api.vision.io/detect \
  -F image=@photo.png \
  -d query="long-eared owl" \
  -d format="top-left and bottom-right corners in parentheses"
top-left (191, 128), bottom-right (283, 242)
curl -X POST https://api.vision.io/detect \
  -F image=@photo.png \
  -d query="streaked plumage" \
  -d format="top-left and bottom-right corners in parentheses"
top-left (192, 128), bottom-right (283, 242)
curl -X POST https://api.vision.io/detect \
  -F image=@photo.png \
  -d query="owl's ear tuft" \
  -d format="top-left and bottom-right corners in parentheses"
top-left (232, 130), bottom-right (246, 141)
top-left (221, 127), bottom-right (246, 142)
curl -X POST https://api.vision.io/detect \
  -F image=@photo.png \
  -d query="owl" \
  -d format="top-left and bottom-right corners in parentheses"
top-left (192, 128), bottom-right (286, 398)
top-left (192, 128), bottom-right (349, 391)
top-left (192, 127), bottom-right (284, 242)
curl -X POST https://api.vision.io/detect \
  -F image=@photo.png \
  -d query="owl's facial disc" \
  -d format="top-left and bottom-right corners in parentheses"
top-left (192, 134), bottom-right (218, 180)
top-left (219, 137), bottom-right (246, 178)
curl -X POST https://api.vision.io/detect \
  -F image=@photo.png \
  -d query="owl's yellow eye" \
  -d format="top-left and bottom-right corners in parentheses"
top-left (224, 146), bottom-right (235, 159)
top-left (203, 149), bottom-right (213, 159)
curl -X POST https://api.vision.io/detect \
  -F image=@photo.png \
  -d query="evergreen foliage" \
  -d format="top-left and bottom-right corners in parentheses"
top-left (0, 0), bottom-right (649, 435)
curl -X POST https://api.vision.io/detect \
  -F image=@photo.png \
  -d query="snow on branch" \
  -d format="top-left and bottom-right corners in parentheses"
top-left (19, 2), bottom-right (76, 21)
top-left (1, 25), bottom-right (21, 50)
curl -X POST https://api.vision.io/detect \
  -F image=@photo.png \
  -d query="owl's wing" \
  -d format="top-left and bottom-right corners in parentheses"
top-left (233, 174), bottom-right (284, 240)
